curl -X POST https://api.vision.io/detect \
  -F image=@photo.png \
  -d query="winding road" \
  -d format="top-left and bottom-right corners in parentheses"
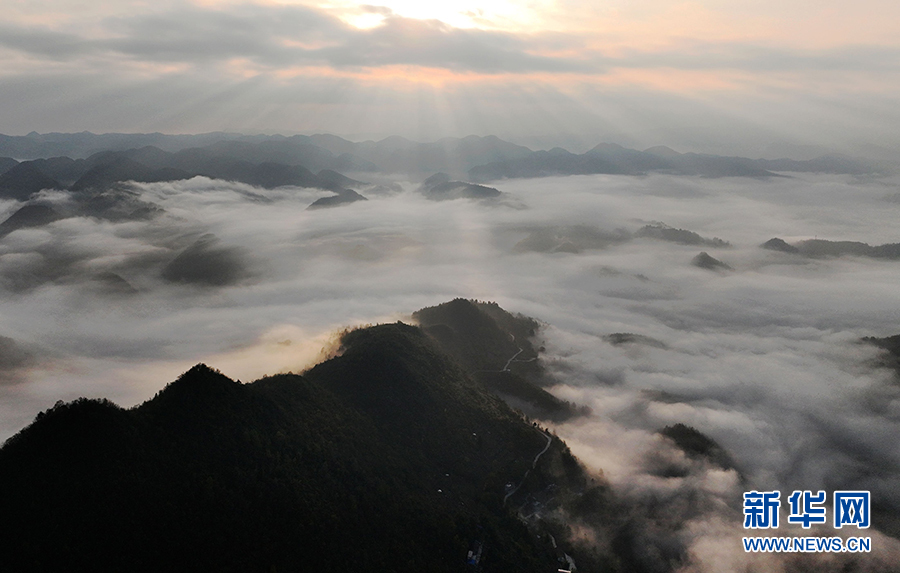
top-left (502, 348), bottom-right (524, 371)
top-left (503, 429), bottom-right (552, 505)
top-left (474, 335), bottom-right (553, 506)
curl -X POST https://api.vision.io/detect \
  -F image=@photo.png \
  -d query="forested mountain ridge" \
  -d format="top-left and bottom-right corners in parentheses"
top-left (0, 132), bottom-right (879, 192)
top-left (0, 318), bottom-right (617, 572)
top-left (413, 298), bottom-right (590, 421)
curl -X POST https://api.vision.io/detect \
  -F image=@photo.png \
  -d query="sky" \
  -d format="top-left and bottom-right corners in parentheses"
top-left (2, 0), bottom-right (900, 155)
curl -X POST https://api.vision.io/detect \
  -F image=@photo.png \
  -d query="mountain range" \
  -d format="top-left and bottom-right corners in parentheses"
top-left (762, 237), bottom-right (900, 259)
top-left (0, 300), bottom-right (737, 572)
top-left (467, 142), bottom-right (874, 181)
top-left (0, 132), bottom-right (879, 203)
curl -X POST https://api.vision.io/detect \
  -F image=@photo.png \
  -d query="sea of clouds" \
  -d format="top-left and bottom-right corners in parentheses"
top-left (2, 171), bottom-right (900, 570)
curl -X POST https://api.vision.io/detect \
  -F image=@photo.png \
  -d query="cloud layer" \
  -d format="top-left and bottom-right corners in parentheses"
top-left (2, 170), bottom-right (900, 568)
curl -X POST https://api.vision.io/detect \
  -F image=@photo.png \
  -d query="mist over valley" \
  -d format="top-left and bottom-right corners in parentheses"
top-left (1, 131), bottom-right (900, 571)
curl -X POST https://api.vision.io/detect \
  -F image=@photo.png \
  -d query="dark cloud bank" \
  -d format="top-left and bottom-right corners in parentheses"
top-left (0, 6), bottom-right (594, 73)
top-left (4, 6), bottom-right (899, 76)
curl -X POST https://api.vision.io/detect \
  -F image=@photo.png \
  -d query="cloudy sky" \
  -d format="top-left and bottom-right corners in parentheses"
top-left (3, 0), bottom-right (900, 155)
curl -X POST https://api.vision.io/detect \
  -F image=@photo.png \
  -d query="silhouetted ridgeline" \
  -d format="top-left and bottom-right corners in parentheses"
top-left (466, 142), bottom-right (877, 181)
top-left (659, 423), bottom-right (738, 474)
top-left (863, 334), bottom-right (900, 376)
top-left (413, 298), bottom-right (590, 421)
top-left (417, 172), bottom-right (502, 201)
top-left (0, 316), bottom-right (617, 572)
top-left (0, 132), bottom-right (880, 204)
top-left (636, 223), bottom-right (730, 248)
top-left (762, 237), bottom-right (900, 259)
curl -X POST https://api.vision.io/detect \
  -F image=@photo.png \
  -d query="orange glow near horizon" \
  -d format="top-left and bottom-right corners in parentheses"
top-left (2, 0), bottom-right (898, 136)
top-left (265, 62), bottom-right (900, 97)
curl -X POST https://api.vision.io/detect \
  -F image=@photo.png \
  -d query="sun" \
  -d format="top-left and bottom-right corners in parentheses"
top-left (312, 0), bottom-right (549, 31)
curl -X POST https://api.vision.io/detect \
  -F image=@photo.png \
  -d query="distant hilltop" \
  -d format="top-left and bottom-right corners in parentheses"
top-left (0, 131), bottom-right (881, 181)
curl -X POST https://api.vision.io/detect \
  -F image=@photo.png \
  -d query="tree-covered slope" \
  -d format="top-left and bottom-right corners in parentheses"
top-left (413, 299), bottom-right (589, 421)
top-left (0, 322), bottom-right (605, 573)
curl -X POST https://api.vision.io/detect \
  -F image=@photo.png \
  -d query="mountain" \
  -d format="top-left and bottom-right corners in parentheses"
top-left (0, 316), bottom-right (617, 572)
top-left (754, 154), bottom-right (873, 175)
top-left (468, 148), bottom-right (628, 180)
top-left (413, 299), bottom-right (588, 421)
top-left (858, 335), bottom-right (900, 538)
top-left (0, 131), bottom-right (261, 160)
top-left (160, 234), bottom-right (249, 287)
top-left (308, 134), bottom-right (534, 175)
top-left (0, 132), bottom-right (533, 178)
top-left (307, 189), bottom-right (368, 209)
top-left (864, 334), bottom-right (900, 359)
top-left (9, 147), bottom-right (354, 195)
top-left (799, 239), bottom-right (900, 259)
top-left (692, 251), bottom-right (732, 271)
top-left (0, 157), bottom-right (17, 175)
top-left (659, 423), bottom-right (737, 473)
top-left (643, 145), bottom-right (681, 158)
top-left (604, 333), bottom-right (667, 348)
top-left (467, 147), bottom-right (789, 180)
top-left (414, 299), bottom-right (542, 376)
top-left (636, 223), bottom-right (730, 247)
top-left (237, 162), bottom-right (326, 190)
top-left (0, 204), bottom-right (66, 238)
top-left (70, 156), bottom-right (178, 191)
top-left (0, 132), bottom-right (879, 183)
top-left (586, 142), bottom-right (672, 172)
top-left (181, 139), bottom-right (375, 173)
top-left (17, 156), bottom-right (88, 187)
top-left (0, 162), bottom-right (62, 201)
top-left (164, 140), bottom-right (375, 176)
top-left (468, 144), bottom-right (877, 182)
top-left (761, 237), bottom-right (799, 253)
top-left (316, 168), bottom-right (368, 189)
top-left (761, 237), bottom-right (900, 259)
top-left (418, 173), bottom-right (502, 201)
top-left (863, 335), bottom-right (900, 385)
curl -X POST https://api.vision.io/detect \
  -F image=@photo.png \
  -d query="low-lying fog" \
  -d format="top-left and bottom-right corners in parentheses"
top-left (3, 171), bottom-right (900, 570)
